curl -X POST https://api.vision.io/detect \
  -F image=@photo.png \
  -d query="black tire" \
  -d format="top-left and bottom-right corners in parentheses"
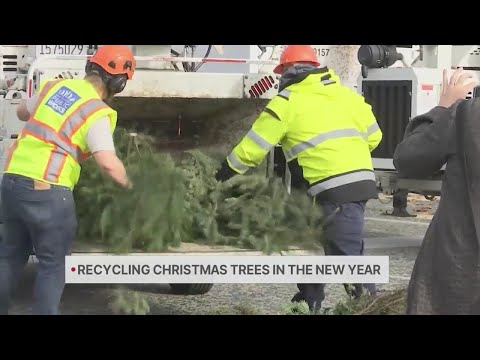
top-left (169, 283), bottom-right (214, 295)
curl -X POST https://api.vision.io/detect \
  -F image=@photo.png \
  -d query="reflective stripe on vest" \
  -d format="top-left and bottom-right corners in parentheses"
top-left (24, 98), bottom-right (106, 153)
top-left (366, 122), bottom-right (380, 135)
top-left (284, 128), bottom-right (368, 161)
top-left (227, 152), bottom-right (249, 172)
top-left (283, 121), bottom-right (382, 161)
top-left (3, 80), bottom-right (62, 172)
top-left (307, 170), bottom-right (376, 197)
top-left (23, 120), bottom-right (87, 162)
top-left (27, 98), bottom-right (107, 182)
top-left (246, 129), bottom-right (276, 152)
top-left (22, 120), bottom-right (90, 182)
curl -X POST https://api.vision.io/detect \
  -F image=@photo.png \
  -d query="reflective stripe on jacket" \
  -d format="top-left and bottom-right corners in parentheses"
top-left (226, 67), bottom-right (382, 203)
top-left (4, 79), bottom-right (117, 190)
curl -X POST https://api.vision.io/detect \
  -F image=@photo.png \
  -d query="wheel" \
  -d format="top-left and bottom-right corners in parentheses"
top-left (169, 283), bottom-right (214, 295)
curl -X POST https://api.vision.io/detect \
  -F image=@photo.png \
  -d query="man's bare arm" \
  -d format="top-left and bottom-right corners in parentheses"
top-left (92, 151), bottom-right (131, 188)
top-left (86, 118), bottom-right (131, 188)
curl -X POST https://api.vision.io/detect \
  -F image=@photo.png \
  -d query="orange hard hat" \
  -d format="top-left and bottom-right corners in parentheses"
top-left (88, 45), bottom-right (136, 80)
top-left (273, 45), bottom-right (320, 74)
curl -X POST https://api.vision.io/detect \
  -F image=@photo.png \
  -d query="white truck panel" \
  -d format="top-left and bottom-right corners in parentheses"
top-left (33, 67), bottom-right (279, 100)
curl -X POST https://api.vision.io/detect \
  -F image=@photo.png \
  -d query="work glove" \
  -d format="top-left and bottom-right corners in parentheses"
top-left (214, 160), bottom-right (238, 183)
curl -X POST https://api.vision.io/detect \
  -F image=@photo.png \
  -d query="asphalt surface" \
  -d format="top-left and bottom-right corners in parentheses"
top-left (8, 196), bottom-right (434, 315)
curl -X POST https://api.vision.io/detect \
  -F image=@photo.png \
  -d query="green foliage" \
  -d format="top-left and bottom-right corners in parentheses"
top-left (283, 300), bottom-right (313, 315)
top-left (109, 288), bottom-right (150, 315)
top-left (264, 288), bottom-right (408, 315)
top-left (74, 129), bottom-right (326, 254)
top-left (75, 129), bottom-right (187, 253)
top-left (195, 175), bottom-right (325, 254)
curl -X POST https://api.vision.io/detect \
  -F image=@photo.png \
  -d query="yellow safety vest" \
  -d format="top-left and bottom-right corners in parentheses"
top-left (4, 79), bottom-right (117, 190)
top-left (226, 67), bottom-right (383, 202)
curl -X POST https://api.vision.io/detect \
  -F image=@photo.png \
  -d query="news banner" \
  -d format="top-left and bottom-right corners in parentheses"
top-left (65, 256), bottom-right (389, 284)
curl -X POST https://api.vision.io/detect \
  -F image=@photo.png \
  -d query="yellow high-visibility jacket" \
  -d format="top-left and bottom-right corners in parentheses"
top-left (225, 67), bottom-right (382, 203)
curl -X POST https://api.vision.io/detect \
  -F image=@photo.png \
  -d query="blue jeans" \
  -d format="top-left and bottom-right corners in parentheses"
top-left (0, 174), bottom-right (77, 315)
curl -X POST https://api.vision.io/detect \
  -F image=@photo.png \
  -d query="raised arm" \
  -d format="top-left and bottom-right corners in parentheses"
top-left (393, 68), bottom-right (477, 178)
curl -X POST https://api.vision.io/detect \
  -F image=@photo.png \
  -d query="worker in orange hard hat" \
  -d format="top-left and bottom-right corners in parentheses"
top-left (0, 45), bottom-right (135, 315)
top-left (272, 45), bottom-right (320, 74)
top-left (216, 44), bottom-right (382, 312)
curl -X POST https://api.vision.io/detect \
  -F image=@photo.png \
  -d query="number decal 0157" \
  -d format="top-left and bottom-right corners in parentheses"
top-left (313, 47), bottom-right (330, 57)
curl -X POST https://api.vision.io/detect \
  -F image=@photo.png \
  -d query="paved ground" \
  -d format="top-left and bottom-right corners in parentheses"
top-left (9, 195), bottom-right (436, 315)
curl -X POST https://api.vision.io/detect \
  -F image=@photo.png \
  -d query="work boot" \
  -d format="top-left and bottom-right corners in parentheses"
top-left (344, 284), bottom-right (362, 299)
top-left (387, 207), bottom-right (417, 218)
top-left (344, 284), bottom-right (377, 300)
top-left (291, 292), bottom-right (305, 303)
top-left (291, 292), bottom-right (322, 313)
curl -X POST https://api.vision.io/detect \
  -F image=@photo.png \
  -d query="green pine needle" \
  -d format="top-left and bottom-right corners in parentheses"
top-left (74, 129), bottom-right (326, 254)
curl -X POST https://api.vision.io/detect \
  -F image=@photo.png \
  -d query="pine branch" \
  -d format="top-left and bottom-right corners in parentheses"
top-left (74, 129), bottom-right (326, 254)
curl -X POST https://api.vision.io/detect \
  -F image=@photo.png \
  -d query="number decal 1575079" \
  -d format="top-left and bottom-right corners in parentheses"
top-left (38, 45), bottom-right (86, 55)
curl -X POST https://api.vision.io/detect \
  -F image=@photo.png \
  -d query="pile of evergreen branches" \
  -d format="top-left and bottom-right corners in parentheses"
top-left (285, 288), bottom-right (408, 315)
top-left (74, 129), bottom-right (326, 254)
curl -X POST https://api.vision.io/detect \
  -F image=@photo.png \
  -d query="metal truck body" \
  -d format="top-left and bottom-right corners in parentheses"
top-left (0, 45), bottom-right (283, 174)
top-left (355, 45), bottom-right (480, 197)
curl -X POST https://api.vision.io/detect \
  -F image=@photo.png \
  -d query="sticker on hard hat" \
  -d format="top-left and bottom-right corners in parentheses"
top-left (45, 86), bottom-right (80, 115)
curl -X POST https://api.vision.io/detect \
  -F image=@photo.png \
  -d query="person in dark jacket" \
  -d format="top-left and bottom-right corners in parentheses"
top-left (393, 68), bottom-right (479, 314)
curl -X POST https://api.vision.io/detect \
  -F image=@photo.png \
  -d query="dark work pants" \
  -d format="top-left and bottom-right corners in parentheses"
top-left (0, 174), bottom-right (77, 315)
top-left (296, 201), bottom-right (376, 311)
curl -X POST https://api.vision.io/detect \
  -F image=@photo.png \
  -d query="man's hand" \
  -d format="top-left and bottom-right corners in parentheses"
top-left (16, 100), bottom-right (31, 121)
top-left (439, 68), bottom-right (478, 108)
